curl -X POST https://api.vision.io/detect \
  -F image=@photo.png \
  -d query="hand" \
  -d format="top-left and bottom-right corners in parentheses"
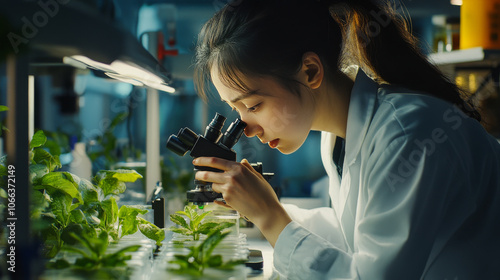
top-left (193, 157), bottom-right (292, 246)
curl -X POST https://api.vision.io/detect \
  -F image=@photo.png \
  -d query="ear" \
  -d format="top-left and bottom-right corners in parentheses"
top-left (300, 52), bottom-right (324, 90)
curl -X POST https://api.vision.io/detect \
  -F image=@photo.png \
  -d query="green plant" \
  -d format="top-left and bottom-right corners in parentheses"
top-left (43, 130), bottom-right (71, 157)
top-left (25, 130), bottom-right (164, 260)
top-left (118, 205), bottom-right (165, 246)
top-left (88, 112), bottom-right (128, 170)
top-left (167, 230), bottom-right (246, 276)
top-left (169, 205), bottom-right (235, 241)
top-left (0, 105), bottom-right (8, 137)
top-left (48, 231), bottom-right (141, 270)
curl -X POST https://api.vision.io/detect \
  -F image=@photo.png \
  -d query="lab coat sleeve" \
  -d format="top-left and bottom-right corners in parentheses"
top-left (273, 133), bottom-right (466, 280)
top-left (282, 203), bottom-right (349, 252)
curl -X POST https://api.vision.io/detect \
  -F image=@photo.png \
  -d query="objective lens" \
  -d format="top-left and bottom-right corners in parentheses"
top-left (221, 118), bottom-right (247, 149)
top-left (204, 113), bottom-right (226, 143)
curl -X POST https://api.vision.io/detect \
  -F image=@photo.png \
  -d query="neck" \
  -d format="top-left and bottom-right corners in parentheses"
top-left (312, 70), bottom-right (354, 138)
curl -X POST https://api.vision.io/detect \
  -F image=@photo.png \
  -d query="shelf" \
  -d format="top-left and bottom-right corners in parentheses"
top-left (428, 47), bottom-right (500, 68)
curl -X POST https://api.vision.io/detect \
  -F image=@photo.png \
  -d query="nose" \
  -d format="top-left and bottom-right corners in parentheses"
top-left (242, 119), bottom-right (262, 138)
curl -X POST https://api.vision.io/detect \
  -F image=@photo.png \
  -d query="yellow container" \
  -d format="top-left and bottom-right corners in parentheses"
top-left (461, 0), bottom-right (500, 49)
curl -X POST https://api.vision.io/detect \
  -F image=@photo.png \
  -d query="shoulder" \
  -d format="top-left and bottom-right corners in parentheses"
top-left (362, 86), bottom-right (477, 158)
top-left (373, 86), bottom-right (470, 138)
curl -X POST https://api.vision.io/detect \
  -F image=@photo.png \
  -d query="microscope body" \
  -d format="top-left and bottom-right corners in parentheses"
top-left (166, 113), bottom-right (250, 205)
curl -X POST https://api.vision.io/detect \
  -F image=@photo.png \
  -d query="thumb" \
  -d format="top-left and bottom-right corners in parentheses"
top-left (241, 158), bottom-right (252, 168)
top-left (240, 158), bottom-right (260, 175)
top-left (241, 158), bottom-right (255, 171)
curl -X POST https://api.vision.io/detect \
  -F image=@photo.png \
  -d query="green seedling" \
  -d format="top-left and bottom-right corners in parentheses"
top-left (169, 205), bottom-right (235, 241)
top-left (167, 230), bottom-right (246, 276)
top-left (48, 231), bottom-right (140, 270)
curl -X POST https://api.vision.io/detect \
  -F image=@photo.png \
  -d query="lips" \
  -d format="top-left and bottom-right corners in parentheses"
top-left (269, 139), bottom-right (279, 149)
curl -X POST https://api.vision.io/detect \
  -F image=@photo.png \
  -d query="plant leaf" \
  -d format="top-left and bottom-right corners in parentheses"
top-left (74, 257), bottom-right (98, 270)
top-left (31, 147), bottom-right (62, 172)
top-left (206, 254), bottom-right (223, 267)
top-left (201, 231), bottom-right (230, 262)
top-left (60, 223), bottom-right (86, 245)
top-left (49, 191), bottom-right (73, 227)
top-left (63, 243), bottom-right (91, 259)
top-left (30, 190), bottom-right (51, 219)
top-left (38, 172), bottom-right (83, 203)
top-left (29, 130), bottom-right (47, 149)
top-left (138, 217), bottom-right (165, 246)
top-left (0, 187), bottom-right (7, 199)
top-left (107, 244), bottom-right (141, 258)
top-left (170, 214), bottom-right (189, 229)
top-left (94, 231), bottom-right (109, 257)
top-left (169, 227), bottom-right (191, 235)
top-left (29, 164), bottom-right (49, 184)
top-left (197, 222), bottom-right (220, 235)
top-left (101, 197), bottom-right (118, 226)
top-left (65, 173), bottom-right (100, 204)
top-left (70, 209), bottom-right (86, 224)
top-left (212, 221), bottom-right (236, 233)
top-left (217, 259), bottom-right (247, 270)
top-left (118, 205), bottom-right (148, 237)
top-left (192, 211), bottom-right (211, 229)
top-left (46, 259), bottom-right (71, 269)
top-left (0, 160), bottom-right (6, 178)
top-left (80, 179), bottom-right (100, 203)
top-left (96, 169), bottom-right (143, 183)
top-left (174, 210), bottom-right (189, 217)
top-left (98, 177), bottom-right (126, 197)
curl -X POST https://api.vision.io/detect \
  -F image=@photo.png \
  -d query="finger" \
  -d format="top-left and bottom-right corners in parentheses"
top-left (194, 170), bottom-right (226, 184)
top-left (211, 182), bottom-right (225, 194)
top-left (214, 200), bottom-right (234, 210)
top-left (241, 158), bottom-right (253, 170)
top-left (192, 157), bottom-right (233, 171)
top-left (241, 158), bottom-right (260, 176)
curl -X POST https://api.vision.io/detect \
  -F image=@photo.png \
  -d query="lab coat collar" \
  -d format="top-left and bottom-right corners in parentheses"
top-left (344, 70), bottom-right (378, 167)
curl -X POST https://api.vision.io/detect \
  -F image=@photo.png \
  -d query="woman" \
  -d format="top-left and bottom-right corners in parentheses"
top-left (192, 0), bottom-right (500, 279)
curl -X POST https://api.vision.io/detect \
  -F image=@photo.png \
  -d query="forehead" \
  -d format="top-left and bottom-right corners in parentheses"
top-left (210, 66), bottom-right (245, 102)
top-left (210, 65), bottom-right (286, 102)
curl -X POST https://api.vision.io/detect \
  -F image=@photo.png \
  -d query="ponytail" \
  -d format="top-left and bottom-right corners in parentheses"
top-left (324, 0), bottom-right (481, 121)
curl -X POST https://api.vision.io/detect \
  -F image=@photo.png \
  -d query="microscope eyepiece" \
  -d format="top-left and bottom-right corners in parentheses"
top-left (177, 127), bottom-right (198, 149)
top-left (221, 118), bottom-right (247, 149)
top-left (204, 112), bottom-right (226, 143)
top-left (166, 135), bottom-right (190, 156)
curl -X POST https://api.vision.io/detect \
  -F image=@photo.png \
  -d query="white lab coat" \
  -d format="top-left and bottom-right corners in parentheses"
top-left (273, 70), bottom-right (500, 280)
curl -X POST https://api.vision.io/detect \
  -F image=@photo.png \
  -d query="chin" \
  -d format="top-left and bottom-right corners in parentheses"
top-left (277, 145), bottom-right (299, 155)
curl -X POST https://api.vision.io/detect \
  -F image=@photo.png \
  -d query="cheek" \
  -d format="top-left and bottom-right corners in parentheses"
top-left (263, 102), bottom-right (302, 134)
top-left (262, 104), bottom-right (298, 133)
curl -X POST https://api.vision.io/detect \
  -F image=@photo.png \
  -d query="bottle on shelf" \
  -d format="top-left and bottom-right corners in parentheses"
top-left (69, 135), bottom-right (92, 180)
top-left (461, 0), bottom-right (500, 49)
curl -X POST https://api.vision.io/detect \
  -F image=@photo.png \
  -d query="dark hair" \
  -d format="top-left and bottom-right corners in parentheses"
top-left (194, 0), bottom-right (481, 121)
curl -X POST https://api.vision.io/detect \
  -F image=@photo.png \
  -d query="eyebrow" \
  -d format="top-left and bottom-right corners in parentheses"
top-left (223, 90), bottom-right (260, 104)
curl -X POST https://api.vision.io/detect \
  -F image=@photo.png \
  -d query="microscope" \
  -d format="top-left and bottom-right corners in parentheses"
top-left (166, 113), bottom-right (273, 205)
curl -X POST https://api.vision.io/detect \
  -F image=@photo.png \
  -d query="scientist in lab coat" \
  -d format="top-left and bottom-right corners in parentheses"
top-left (190, 0), bottom-right (500, 279)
